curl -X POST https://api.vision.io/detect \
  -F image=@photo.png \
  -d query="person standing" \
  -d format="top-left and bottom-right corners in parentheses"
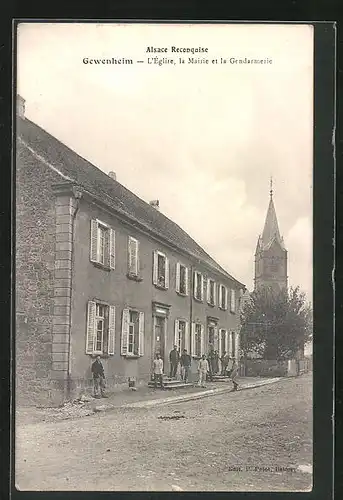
top-left (169, 345), bottom-right (180, 379)
top-left (207, 350), bottom-right (214, 381)
top-left (213, 350), bottom-right (220, 375)
top-left (91, 355), bottom-right (106, 398)
top-left (153, 353), bottom-right (164, 389)
top-left (197, 354), bottom-right (209, 388)
top-left (220, 351), bottom-right (230, 376)
top-left (230, 359), bottom-right (239, 391)
top-left (180, 349), bottom-right (192, 383)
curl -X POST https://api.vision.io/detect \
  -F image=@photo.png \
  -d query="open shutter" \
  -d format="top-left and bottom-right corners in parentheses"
top-left (136, 240), bottom-right (140, 275)
top-left (231, 289), bottom-right (236, 312)
top-left (218, 330), bottom-right (222, 357)
top-left (213, 282), bottom-right (216, 306)
top-left (128, 237), bottom-right (133, 273)
top-left (193, 272), bottom-right (198, 298)
top-left (224, 287), bottom-right (228, 310)
top-left (108, 305), bottom-right (116, 355)
top-left (229, 332), bottom-right (233, 357)
top-left (235, 332), bottom-right (240, 360)
top-left (138, 311), bottom-right (145, 356)
top-left (185, 321), bottom-right (190, 352)
top-left (206, 279), bottom-right (210, 303)
top-left (109, 229), bottom-right (116, 269)
top-left (128, 237), bottom-right (138, 275)
top-left (90, 220), bottom-right (98, 263)
top-left (225, 330), bottom-right (229, 353)
top-left (219, 285), bottom-right (223, 309)
top-left (86, 301), bottom-right (96, 354)
top-left (121, 308), bottom-right (130, 355)
top-left (200, 275), bottom-right (204, 301)
top-left (153, 251), bottom-right (158, 284)
top-left (185, 267), bottom-right (189, 296)
top-left (176, 263), bottom-right (180, 293)
top-left (165, 257), bottom-right (169, 289)
top-left (191, 322), bottom-right (195, 356)
top-left (174, 319), bottom-right (179, 350)
top-left (200, 324), bottom-right (205, 356)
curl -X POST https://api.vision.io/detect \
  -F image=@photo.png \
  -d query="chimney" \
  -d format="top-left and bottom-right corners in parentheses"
top-left (17, 95), bottom-right (25, 118)
top-left (149, 200), bottom-right (160, 210)
top-left (108, 171), bottom-right (117, 181)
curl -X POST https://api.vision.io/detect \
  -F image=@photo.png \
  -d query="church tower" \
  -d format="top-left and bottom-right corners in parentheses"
top-left (254, 179), bottom-right (288, 291)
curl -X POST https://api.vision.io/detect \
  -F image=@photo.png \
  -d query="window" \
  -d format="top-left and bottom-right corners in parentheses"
top-left (218, 284), bottom-right (228, 310)
top-left (191, 322), bottom-right (204, 358)
top-left (219, 329), bottom-right (227, 357)
top-left (86, 301), bottom-right (116, 355)
top-left (207, 279), bottom-right (216, 306)
top-left (90, 219), bottom-right (115, 269)
top-left (128, 236), bottom-right (140, 276)
top-left (176, 262), bottom-right (189, 295)
top-left (193, 271), bottom-right (204, 301)
top-left (174, 319), bottom-right (189, 353)
top-left (230, 289), bottom-right (236, 313)
top-left (121, 308), bottom-right (145, 356)
top-left (153, 251), bottom-right (169, 289)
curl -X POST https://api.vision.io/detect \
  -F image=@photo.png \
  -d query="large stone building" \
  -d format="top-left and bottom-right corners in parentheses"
top-left (16, 96), bottom-right (246, 406)
top-left (254, 181), bottom-right (288, 291)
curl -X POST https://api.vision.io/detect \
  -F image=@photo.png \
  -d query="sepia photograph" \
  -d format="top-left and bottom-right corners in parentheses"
top-left (15, 22), bottom-right (314, 492)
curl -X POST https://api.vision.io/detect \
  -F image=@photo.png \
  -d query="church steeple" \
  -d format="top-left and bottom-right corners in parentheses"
top-left (254, 179), bottom-right (287, 291)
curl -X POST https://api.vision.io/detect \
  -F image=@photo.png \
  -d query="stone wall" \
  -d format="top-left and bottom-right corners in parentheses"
top-left (16, 139), bottom-right (61, 406)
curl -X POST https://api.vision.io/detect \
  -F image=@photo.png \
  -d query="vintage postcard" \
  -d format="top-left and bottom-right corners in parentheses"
top-left (14, 21), bottom-right (319, 492)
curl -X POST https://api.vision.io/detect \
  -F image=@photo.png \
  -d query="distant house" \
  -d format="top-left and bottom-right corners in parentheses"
top-left (16, 95), bottom-right (246, 406)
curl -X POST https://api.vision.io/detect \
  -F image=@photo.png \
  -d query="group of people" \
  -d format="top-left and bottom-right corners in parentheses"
top-left (152, 345), bottom-right (239, 391)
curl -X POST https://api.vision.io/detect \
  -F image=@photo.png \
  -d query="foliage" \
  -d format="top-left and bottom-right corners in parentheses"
top-left (240, 286), bottom-right (313, 360)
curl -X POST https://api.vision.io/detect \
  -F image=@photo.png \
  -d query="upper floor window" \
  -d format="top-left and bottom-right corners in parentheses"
top-left (85, 301), bottom-right (115, 355)
top-left (230, 289), bottom-right (236, 313)
top-left (176, 262), bottom-right (189, 296)
top-left (90, 219), bottom-right (115, 269)
top-left (193, 271), bottom-right (204, 301)
top-left (128, 236), bottom-right (140, 277)
top-left (153, 251), bottom-right (169, 289)
top-left (218, 284), bottom-right (228, 310)
top-left (121, 308), bottom-right (145, 357)
top-left (207, 278), bottom-right (216, 306)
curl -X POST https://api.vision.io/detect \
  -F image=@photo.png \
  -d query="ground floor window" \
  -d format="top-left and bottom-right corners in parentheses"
top-left (174, 319), bottom-right (189, 353)
top-left (121, 308), bottom-right (145, 356)
top-left (86, 301), bottom-right (116, 355)
top-left (192, 322), bottom-right (204, 357)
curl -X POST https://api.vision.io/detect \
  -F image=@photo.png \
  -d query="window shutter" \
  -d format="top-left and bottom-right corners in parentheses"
top-left (225, 330), bottom-right (229, 353)
top-left (108, 305), bottom-right (116, 355)
top-left (229, 332), bottom-right (233, 357)
top-left (219, 285), bottom-right (223, 308)
top-left (90, 220), bottom-right (98, 263)
top-left (138, 311), bottom-right (145, 356)
top-left (121, 308), bottom-right (130, 355)
top-left (193, 272), bottom-right (198, 298)
top-left (185, 321), bottom-right (190, 352)
top-left (128, 237), bottom-right (138, 275)
top-left (213, 282), bottom-right (216, 306)
top-left (191, 322), bottom-right (195, 357)
top-left (174, 319), bottom-right (179, 349)
top-left (165, 257), bottom-right (169, 289)
top-left (206, 279), bottom-right (210, 303)
top-left (200, 275), bottom-right (204, 301)
top-left (218, 330), bottom-right (222, 357)
top-left (86, 301), bottom-right (96, 354)
top-left (200, 324), bottom-right (205, 356)
top-left (136, 240), bottom-right (140, 275)
top-left (224, 287), bottom-right (228, 310)
top-left (185, 267), bottom-right (189, 296)
top-left (128, 236), bottom-right (133, 273)
top-left (109, 229), bottom-right (116, 269)
top-left (176, 263), bottom-right (180, 293)
top-left (153, 251), bottom-right (158, 285)
top-left (231, 289), bottom-right (236, 312)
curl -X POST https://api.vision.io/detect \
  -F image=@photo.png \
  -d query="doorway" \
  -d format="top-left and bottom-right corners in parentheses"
top-left (154, 315), bottom-right (166, 366)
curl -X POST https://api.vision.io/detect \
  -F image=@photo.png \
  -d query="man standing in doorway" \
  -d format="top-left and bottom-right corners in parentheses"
top-left (153, 353), bottom-right (164, 389)
top-left (180, 349), bottom-right (192, 383)
top-left (91, 355), bottom-right (106, 398)
top-left (169, 345), bottom-right (180, 379)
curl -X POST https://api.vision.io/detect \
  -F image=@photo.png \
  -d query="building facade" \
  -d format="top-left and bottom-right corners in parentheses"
top-left (16, 97), bottom-right (245, 406)
top-left (254, 181), bottom-right (288, 291)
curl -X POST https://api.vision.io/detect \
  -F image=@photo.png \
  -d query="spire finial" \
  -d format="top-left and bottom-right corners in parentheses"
top-left (270, 175), bottom-right (273, 198)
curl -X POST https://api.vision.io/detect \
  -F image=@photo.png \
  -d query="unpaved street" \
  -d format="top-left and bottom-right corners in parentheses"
top-left (15, 374), bottom-right (312, 492)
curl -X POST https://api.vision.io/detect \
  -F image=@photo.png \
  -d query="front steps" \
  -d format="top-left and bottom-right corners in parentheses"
top-left (148, 374), bottom-right (194, 390)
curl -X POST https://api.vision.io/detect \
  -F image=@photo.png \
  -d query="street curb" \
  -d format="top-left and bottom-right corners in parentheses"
top-left (94, 377), bottom-right (282, 412)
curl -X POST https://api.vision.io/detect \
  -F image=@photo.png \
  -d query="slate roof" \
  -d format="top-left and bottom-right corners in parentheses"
top-left (17, 115), bottom-right (245, 287)
top-left (258, 196), bottom-right (286, 251)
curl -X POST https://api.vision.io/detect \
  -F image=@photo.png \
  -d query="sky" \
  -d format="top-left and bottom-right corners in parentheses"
top-left (17, 23), bottom-right (314, 300)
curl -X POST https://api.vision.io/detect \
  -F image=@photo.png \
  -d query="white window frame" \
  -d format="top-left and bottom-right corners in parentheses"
top-left (218, 284), bottom-right (228, 310)
top-left (121, 308), bottom-right (145, 357)
top-left (230, 289), bottom-right (236, 313)
top-left (90, 219), bottom-right (116, 269)
top-left (128, 236), bottom-right (139, 276)
top-left (153, 250), bottom-right (169, 289)
top-left (85, 300), bottom-right (116, 356)
top-left (174, 318), bottom-right (189, 353)
top-left (191, 322), bottom-right (204, 358)
top-left (193, 271), bottom-right (204, 301)
top-left (207, 278), bottom-right (216, 306)
top-left (176, 262), bottom-right (189, 296)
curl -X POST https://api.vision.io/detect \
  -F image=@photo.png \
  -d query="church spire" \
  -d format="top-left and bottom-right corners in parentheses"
top-left (261, 178), bottom-right (284, 249)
